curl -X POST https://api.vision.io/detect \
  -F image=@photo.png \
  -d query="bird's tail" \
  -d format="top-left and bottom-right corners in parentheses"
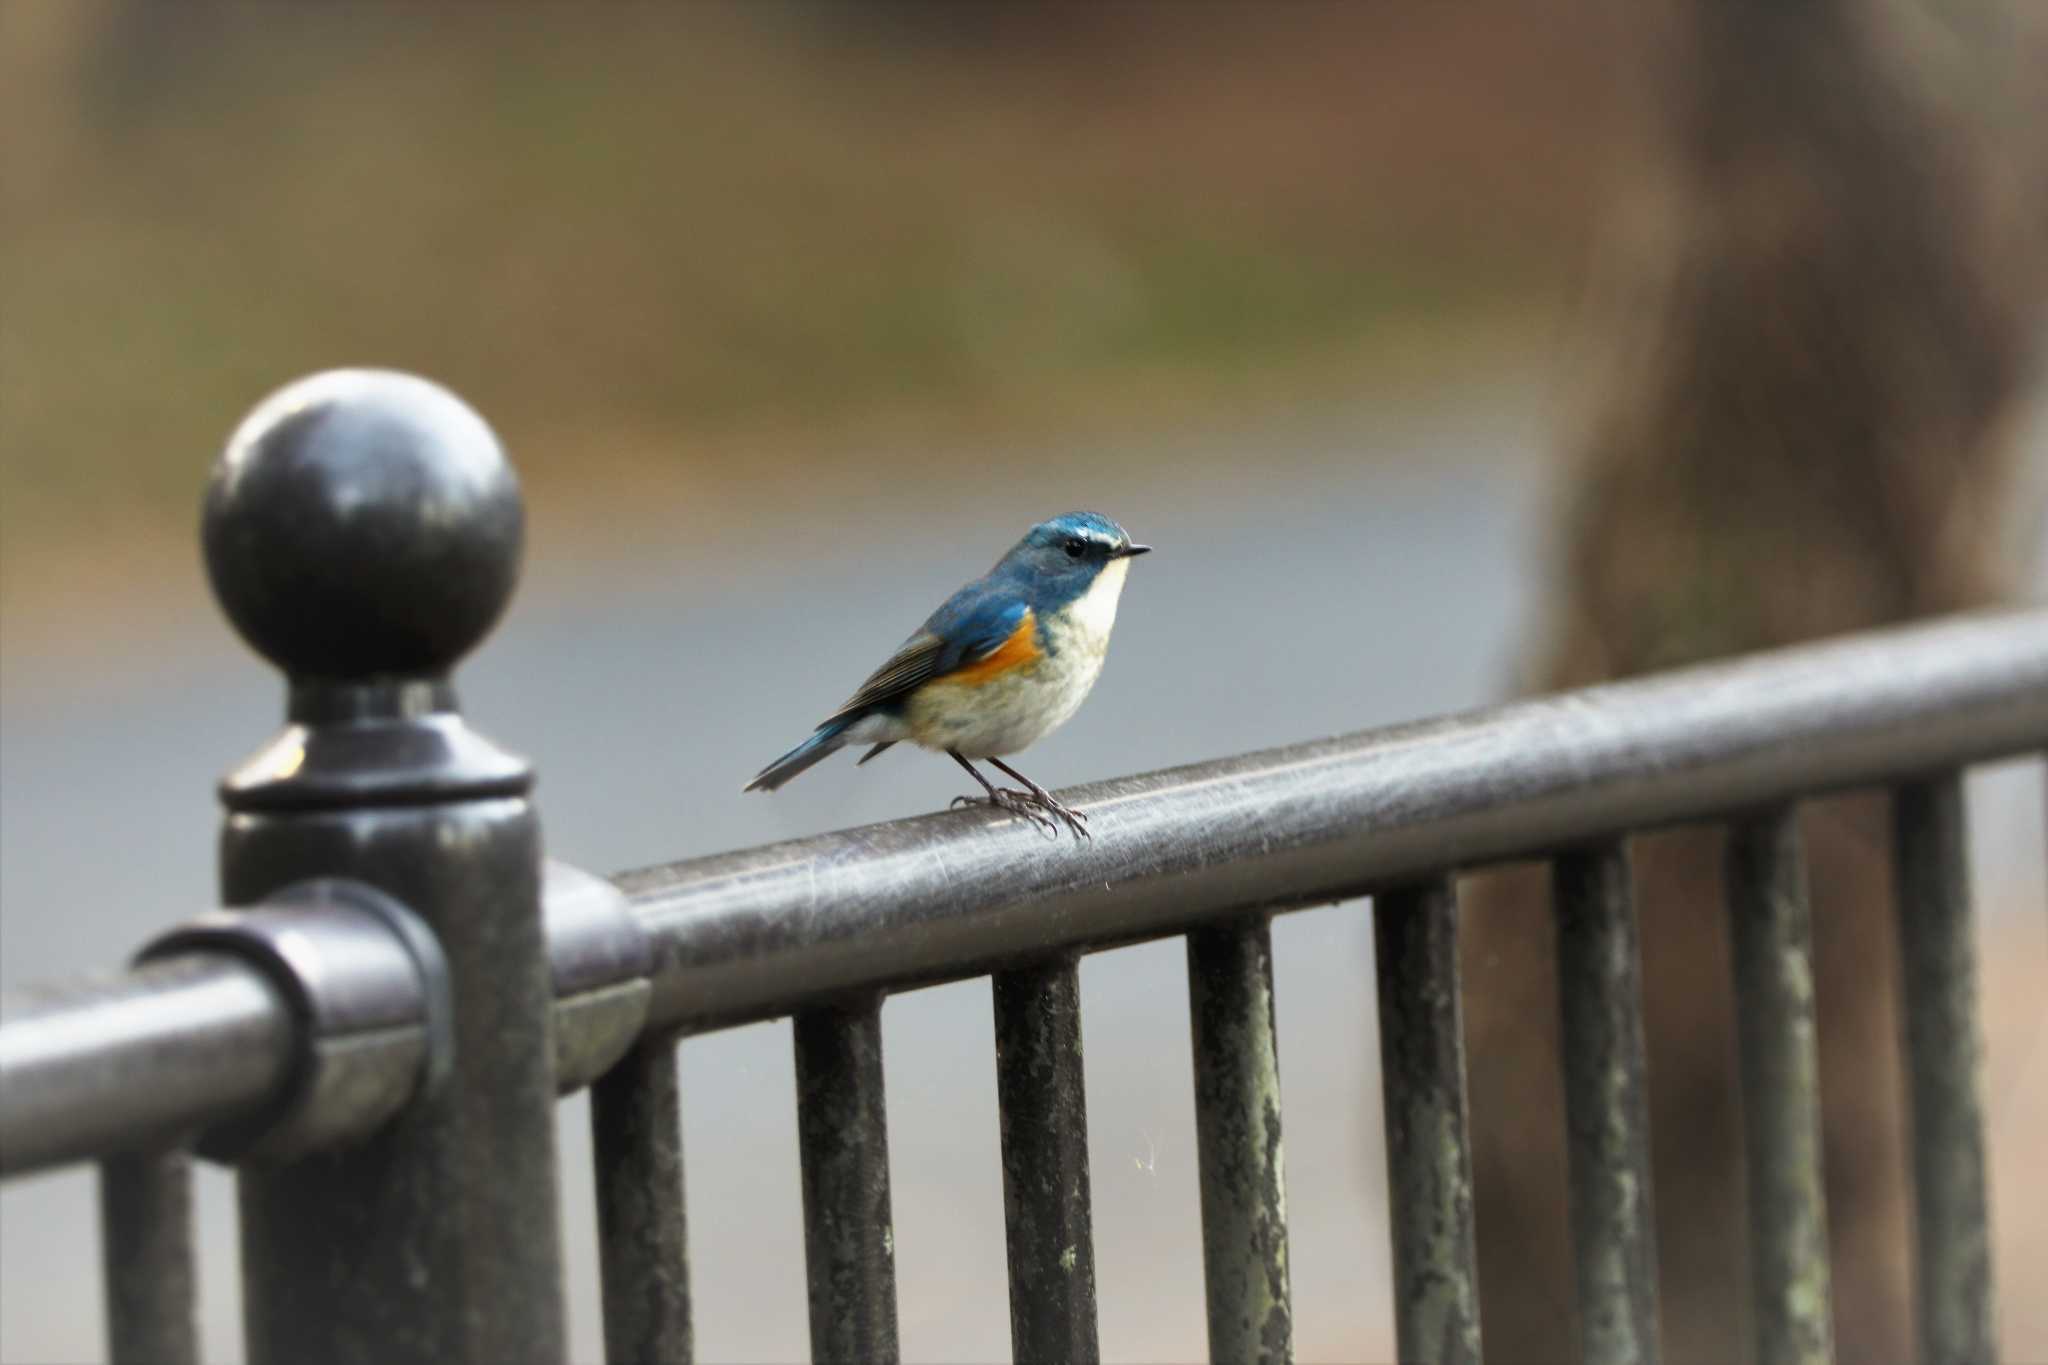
top-left (743, 716), bottom-right (855, 793)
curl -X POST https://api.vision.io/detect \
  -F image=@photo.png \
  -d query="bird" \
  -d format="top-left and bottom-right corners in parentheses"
top-left (744, 511), bottom-right (1151, 838)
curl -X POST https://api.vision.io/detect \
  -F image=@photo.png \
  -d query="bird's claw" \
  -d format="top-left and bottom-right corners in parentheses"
top-left (1003, 786), bottom-right (1092, 841)
top-left (1032, 797), bottom-right (1092, 840)
top-left (952, 789), bottom-right (1058, 837)
top-left (951, 788), bottom-right (1089, 839)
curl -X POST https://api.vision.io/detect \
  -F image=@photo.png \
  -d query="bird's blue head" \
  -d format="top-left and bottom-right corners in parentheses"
top-left (993, 511), bottom-right (1151, 609)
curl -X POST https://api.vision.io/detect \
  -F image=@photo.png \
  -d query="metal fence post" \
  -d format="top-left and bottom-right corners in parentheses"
top-left (1186, 918), bottom-right (1293, 1365)
top-left (99, 1152), bottom-right (199, 1365)
top-left (200, 370), bottom-right (565, 1365)
top-left (1725, 809), bottom-right (1834, 1365)
top-left (1553, 841), bottom-right (1661, 1365)
top-left (794, 998), bottom-right (901, 1365)
top-left (592, 1035), bottom-right (693, 1365)
top-left (1373, 879), bottom-right (1482, 1365)
top-left (1893, 774), bottom-right (1996, 1365)
top-left (993, 956), bottom-right (1101, 1365)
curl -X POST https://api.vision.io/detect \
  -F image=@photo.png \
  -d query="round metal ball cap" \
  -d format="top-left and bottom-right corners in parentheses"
top-left (203, 370), bottom-right (524, 680)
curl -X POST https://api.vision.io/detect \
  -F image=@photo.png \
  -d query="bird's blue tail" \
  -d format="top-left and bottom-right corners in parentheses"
top-left (743, 716), bottom-right (855, 793)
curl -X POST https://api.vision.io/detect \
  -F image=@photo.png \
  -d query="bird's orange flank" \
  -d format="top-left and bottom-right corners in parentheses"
top-left (947, 612), bottom-right (1041, 686)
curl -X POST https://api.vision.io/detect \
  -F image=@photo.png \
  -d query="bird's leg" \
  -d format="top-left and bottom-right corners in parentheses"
top-left (987, 756), bottom-right (1091, 840)
top-left (948, 751), bottom-right (1057, 837)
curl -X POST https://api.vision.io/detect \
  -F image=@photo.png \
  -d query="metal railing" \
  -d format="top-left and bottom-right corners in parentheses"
top-left (2, 369), bottom-right (2043, 1365)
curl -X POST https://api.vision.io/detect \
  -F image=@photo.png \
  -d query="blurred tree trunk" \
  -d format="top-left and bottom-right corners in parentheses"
top-left (1462, 0), bottom-right (2041, 1362)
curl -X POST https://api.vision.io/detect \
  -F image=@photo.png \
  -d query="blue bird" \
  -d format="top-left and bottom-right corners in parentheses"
top-left (745, 512), bottom-right (1151, 838)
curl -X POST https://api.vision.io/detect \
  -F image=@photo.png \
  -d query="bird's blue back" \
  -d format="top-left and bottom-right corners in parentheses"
top-left (916, 585), bottom-right (1031, 678)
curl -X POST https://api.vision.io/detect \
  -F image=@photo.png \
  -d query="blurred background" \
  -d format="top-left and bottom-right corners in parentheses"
top-left (2, 2), bottom-right (2044, 1362)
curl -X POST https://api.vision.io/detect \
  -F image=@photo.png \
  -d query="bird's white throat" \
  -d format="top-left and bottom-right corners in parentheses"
top-left (1064, 555), bottom-right (1130, 645)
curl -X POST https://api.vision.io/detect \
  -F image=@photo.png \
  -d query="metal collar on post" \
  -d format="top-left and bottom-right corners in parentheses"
top-left (136, 880), bottom-right (451, 1162)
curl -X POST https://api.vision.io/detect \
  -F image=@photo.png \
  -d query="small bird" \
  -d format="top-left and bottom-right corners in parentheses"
top-left (744, 511), bottom-right (1151, 838)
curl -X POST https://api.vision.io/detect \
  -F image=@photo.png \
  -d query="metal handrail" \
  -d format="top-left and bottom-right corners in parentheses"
top-left (6, 606), bottom-right (2044, 1176)
top-left (621, 606), bottom-right (2047, 1030)
top-left (0, 956), bottom-right (293, 1173)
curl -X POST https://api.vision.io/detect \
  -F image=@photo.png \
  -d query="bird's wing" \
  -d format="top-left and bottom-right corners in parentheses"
top-left (827, 631), bottom-right (946, 720)
top-left (826, 589), bottom-right (1031, 721)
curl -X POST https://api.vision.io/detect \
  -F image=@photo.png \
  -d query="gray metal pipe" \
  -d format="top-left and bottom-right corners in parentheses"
top-left (1, 955), bottom-right (293, 1173)
top-left (623, 608), bottom-right (2048, 1032)
top-left (1, 866), bottom-right (644, 1178)
top-left (3, 608), bottom-right (2045, 1176)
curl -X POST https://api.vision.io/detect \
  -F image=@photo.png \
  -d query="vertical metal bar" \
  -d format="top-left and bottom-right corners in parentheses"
top-left (1893, 774), bottom-right (1997, 1365)
top-left (793, 997), bottom-right (900, 1365)
top-left (228, 800), bottom-right (560, 1365)
top-left (1373, 878), bottom-right (1483, 1365)
top-left (1553, 840), bottom-right (1661, 1365)
top-left (98, 1152), bottom-right (199, 1365)
top-left (206, 372), bottom-right (564, 1365)
top-left (1186, 917), bottom-right (1293, 1365)
top-left (1726, 809), bottom-right (1834, 1365)
top-left (992, 955), bottom-right (1100, 1365)
top-left (592, 1035), bottom-right (692, 1365)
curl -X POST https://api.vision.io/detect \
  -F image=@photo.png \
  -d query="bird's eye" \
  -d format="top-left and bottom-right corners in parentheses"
top-left (1063, 538), bottom-right (1085, 559)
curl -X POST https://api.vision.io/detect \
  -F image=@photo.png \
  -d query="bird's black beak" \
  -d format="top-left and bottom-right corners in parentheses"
top-left (1117, 543), bottom-right (1153, 559)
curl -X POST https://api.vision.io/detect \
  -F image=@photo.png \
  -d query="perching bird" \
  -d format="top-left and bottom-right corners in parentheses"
top-left (744, 512), bottom-right (1150, 838)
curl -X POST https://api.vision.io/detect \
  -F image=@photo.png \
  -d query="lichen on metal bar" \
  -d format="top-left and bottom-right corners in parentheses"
top-left (1553, 842), bottom-right (1661, 1365)
top-left (1893, 774), bottom-right (1996, 1365)
top-left (1187, 917), bottom-right (1293, 1364)
top-left (1726, 808), bottom-right (1833, 1365)
top-left (992, 957), bottom-right (1100, 1365)
top-left (1373, 878), bottom-right (1482, 1365)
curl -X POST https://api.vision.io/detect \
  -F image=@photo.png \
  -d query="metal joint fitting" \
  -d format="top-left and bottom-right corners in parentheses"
top-left (137, 879), bottom-right (451, 1162)
top-left (546, 861), bottom-right (653, 1093)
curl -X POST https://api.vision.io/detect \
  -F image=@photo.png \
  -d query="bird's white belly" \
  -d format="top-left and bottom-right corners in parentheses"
top-left (904, 561), bottom-right (1127, 759)
top-left (907, 641), bottom-right (1104, 757)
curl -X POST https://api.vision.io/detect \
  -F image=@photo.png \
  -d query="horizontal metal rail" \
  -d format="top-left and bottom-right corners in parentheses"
top-left (619, 607), bottom-right (2046, 1029)
top-left (2, 956), bottom-right (294, 1172)
top-left (4, 607), bottom-right (2045, 1176)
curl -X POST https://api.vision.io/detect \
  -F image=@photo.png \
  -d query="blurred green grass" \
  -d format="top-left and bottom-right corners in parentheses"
top-left (0, 2), bottom-right (1607, 591)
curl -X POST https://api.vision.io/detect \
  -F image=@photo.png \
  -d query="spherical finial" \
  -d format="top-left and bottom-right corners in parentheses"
top-left (203, 370), bottom-right (524, 680)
